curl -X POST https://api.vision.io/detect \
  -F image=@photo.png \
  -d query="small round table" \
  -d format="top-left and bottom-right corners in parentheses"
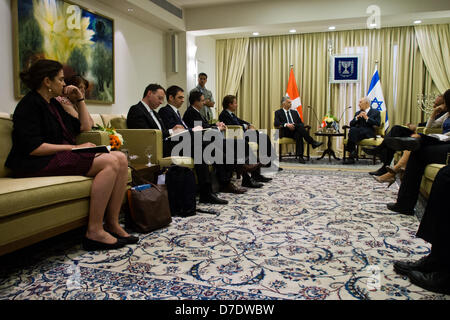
top-left (314, 131), bottom-right (345, 162)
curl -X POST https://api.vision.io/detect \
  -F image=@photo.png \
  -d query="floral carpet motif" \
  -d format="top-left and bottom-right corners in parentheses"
top-left (0, 169), bottom-right (448, 300)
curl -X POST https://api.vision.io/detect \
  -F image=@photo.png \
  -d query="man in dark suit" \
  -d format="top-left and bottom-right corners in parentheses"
top-left (343, 97), bottom-right (381, 164)
top-left (274, 97), bottom-right (323, 163)
top-left (127, 84), bottom-right (185, 157)
top-left (158, 85), bottom-right (248, 196)
top-left (219, 94), bottom-right (274, 182)
top-left (185, 91), bottom-right (264, 189)
top-left (127, 84), bottom-right (230, 204)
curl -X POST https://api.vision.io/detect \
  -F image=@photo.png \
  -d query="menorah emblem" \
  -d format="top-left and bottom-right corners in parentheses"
top-left (339, 61), bottom-right (354, 76)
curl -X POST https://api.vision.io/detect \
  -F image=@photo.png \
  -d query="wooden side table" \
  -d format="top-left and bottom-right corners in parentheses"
top-left (314, 131), bottom-right (345, 162)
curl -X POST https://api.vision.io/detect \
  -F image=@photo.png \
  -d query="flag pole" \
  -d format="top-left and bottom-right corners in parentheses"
top-left (327, 39), bottom-right (334, 115)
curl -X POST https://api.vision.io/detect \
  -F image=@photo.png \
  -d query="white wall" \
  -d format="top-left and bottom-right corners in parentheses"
top-left (0, 0), bottom-right (15, 114)
top-left (0, 0), bottom-right (176, 115)
top-left (185, 34), bottom-right (217, 116)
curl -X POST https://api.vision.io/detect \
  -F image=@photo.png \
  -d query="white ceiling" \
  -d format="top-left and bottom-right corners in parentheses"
top-left (171, 0), bottom-right (266, 9)
top-left (101, 0), bottom-right (450, 38)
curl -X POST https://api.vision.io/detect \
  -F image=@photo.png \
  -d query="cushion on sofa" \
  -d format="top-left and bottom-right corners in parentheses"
top-left (0, 176), bottom-right (93, 218)
top-left (91, 114), bottom-right (104, 127)
top-left (110, 117), bottom-right (127, 129)
top-left (101, 114), bottom-right (125, 127)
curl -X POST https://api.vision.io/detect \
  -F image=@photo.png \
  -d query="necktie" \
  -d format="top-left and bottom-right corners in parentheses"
top-left (287, 111), bottom-right (293, 124)
top-left (177, 110), bottom-right (187, 129)
top-left (150, 110), bottom-right (162, 130)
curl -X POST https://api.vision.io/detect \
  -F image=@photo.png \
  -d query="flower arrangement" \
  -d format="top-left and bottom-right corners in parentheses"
top-left (92, 124), bottom-right (124, 150)
top-left (321, 114), bottom-right (339, 132)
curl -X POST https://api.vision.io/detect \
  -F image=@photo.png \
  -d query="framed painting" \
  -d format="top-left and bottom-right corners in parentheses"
top-left (12, 0), bottom-right (115, 104)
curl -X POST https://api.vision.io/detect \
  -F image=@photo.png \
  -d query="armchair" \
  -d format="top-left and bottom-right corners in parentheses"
top-left (273, 111), bottom-right (311, 162)
top-left (342, 110), bottom-right (386, 164)
top-left (109, 117), bottom-right (194, 169)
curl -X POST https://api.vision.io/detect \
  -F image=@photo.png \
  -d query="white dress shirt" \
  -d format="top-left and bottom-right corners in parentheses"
top-left (142, 100), bottom-right (173, 134)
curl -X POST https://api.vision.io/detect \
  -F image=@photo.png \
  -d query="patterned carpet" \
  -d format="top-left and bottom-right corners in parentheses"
top-left (0, 168), bottom-right (448, 300)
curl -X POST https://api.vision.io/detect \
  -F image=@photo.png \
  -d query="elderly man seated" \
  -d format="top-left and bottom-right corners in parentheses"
top-left (343, 97), bottom-right (381, 164)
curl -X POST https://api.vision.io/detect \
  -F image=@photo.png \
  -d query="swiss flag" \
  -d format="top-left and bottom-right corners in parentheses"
top-left (286, 68), bottom-right (303, 121)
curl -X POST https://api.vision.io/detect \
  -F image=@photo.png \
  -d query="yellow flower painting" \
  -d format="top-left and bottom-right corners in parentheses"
top-left (14, 0), bottom-right (114, 104)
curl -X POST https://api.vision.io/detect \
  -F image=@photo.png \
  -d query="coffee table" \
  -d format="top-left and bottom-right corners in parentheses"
top-left (314, 131), bottom-right (345, 162)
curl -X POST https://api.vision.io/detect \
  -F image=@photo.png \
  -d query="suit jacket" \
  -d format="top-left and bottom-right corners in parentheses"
top-left (348, 108), bottom-right (381, 140)
top-left (127, 101), bottom-right (170, 139)
top-left (182, 106), bottom-right (213, 129)
top-left (274, 108), bottom-right (303, 128)
top-left (274, 108), bottom-right (305, 139)
top-left (158, 104), bottom-right (188, 131)
top-left (349, 108), bottom-right (381, 128)
top-left (218, 109), bottom-right (250, 130)
top-left (6, 90), bottom-right (82, 173)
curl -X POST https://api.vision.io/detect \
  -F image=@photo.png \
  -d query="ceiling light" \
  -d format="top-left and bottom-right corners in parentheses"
top-left (289, 29), bottom-right (296, 33)
top-left (252, 32), bottom-right (259, 36)
top-left (127, 8), bottom-right (134, 12)
top-left (328, 26), bottom-right (336, 30)
top-left (414, 20), bottom-right (422, 24)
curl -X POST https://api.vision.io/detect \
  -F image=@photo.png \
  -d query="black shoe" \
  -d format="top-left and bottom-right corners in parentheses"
top-left (363, 147), bottom-right (381, 156)
top-left (369, 166), bottom-right (387, 176)
top-left (311, 141), bottom-right (323, 149)
top-left (393, 255), bottom-right (438, 276)
top-left (199, 193), bottom-right (229, 204)
top-left (278, 167), bottom-right (283, 171)
top-left (298, 157), bottom-right (306, 164)
top-left (242, 178), bottom-right (264, 188)
top-left (82, 237), bottom-right (127, 251)
top-left (408, 270), bottom-right (450, 295)
top-left (343, 157), bottom-right (355, 164)
top-left (252, 174), bottom-right (272, 183)
top-left (105, 230), bottom-right (139, 245)
top-left (387, 202), bottom-right (415, 215)
top-left (384, 137), bottom-right (421, 151)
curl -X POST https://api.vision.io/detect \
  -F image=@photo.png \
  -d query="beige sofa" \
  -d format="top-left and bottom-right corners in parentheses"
top-left (0, 113), bottom-right (122, 256)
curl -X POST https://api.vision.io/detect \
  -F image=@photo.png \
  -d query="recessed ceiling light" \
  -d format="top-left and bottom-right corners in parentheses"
top-left (252, 32), bottom-right (259, 36)
top-left (414, 20), bottom-right (422, 24)
top-left (127, 8), bottom-right (134, 12)
top-left (289, 29), bottom-right (296, 33)
top-left (328, 26), bottom-right (336, 30)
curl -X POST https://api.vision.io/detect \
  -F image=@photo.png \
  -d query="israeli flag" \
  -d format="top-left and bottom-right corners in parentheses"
top-left (367, 67), bottom-right (389, 131)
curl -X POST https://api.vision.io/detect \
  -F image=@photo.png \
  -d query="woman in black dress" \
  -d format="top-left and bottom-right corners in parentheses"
top-left (6, 59), bottom-right (137, 251)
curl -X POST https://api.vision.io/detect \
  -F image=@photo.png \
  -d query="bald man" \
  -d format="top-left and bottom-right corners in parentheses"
top-left (343, 97), bottom-right (381, 164)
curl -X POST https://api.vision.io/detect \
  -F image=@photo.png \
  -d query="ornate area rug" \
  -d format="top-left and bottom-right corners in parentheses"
top-left (0, 169), bottom-right (448, 300)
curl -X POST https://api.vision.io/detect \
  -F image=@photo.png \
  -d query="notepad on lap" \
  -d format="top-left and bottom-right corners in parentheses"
top-left (72, 145), bottom-right (111, 153)
top-left (427, 134), bottom-right (450, 142)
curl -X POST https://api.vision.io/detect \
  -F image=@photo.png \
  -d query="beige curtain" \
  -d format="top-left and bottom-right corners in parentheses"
top-left (216, 25), bottom-right (448, 156)
top-left (414, 24), bottom-right (450, 93)
top-left (215, 38), bottom-right (249, 111)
